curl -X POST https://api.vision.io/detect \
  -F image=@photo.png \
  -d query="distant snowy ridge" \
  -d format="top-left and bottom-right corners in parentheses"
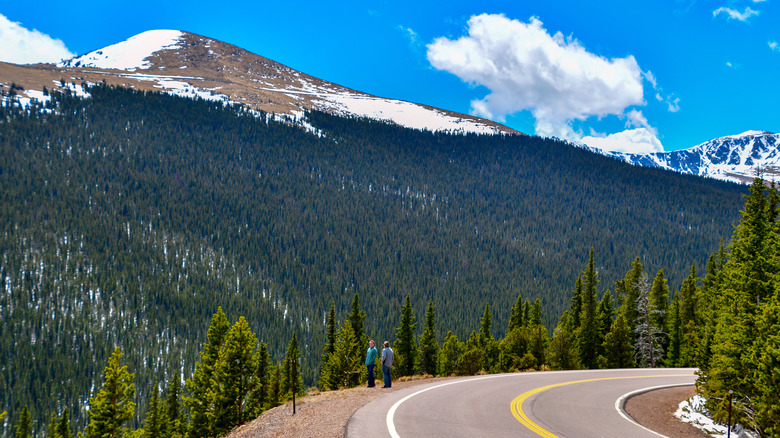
top-left (579, 131), bottom-right (780, 184)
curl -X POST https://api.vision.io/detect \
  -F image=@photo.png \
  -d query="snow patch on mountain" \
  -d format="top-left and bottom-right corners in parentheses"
top-left (57, 30), bottom-right (183, 71)
top-left (323, 94), bottom-right (500, 134)
top-left (256, 69), bottom-right (503, 134)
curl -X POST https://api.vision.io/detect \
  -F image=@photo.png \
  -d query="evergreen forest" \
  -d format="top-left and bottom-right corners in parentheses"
top-left (0, 83), bottom-right (751, 436)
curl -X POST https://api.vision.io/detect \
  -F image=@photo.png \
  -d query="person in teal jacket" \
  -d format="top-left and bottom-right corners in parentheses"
top-left (365, 340), bottom-right (378, 387)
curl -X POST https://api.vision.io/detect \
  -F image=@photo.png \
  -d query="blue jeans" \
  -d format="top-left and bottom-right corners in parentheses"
top-left (382, 365), bottom-right (392, 387)
top-left (367, 364), bottom-right (375, 387)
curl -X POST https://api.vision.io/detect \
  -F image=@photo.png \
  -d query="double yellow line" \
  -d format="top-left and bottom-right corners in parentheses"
top-left (509, 374), bottom-right (690, 437)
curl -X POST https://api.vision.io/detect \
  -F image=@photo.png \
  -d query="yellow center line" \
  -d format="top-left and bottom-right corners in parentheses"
top-left (510, 374), bottom-right (691, 437)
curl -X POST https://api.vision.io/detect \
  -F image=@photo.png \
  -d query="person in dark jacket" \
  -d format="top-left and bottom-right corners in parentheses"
top-left (381, 341), bottom-right (394, 388)
top-left (365, 340), bottom-right (378, 387)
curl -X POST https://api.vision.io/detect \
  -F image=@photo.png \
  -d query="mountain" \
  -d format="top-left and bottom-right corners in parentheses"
top-left (0, 29), bottom-right (514, 136)
top-left (583, 131), bottom-right (780, 184)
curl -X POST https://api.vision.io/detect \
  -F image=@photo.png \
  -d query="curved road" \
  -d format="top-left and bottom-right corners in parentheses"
top-left (346, 368), bottom-right (697, 438)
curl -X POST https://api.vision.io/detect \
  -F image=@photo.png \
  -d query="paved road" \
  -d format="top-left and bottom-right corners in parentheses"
top-left (346, 368), bottom-right (697, 438)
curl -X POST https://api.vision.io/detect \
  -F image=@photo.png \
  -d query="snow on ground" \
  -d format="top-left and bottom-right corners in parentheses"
top-left (24, 89), bottom-right (51, 104)
top-left (675, 395), bottom-right (758, 437)
top-left (57, 30), bottom-right (183, 71)
top-left (1, 82), bottom-right (89, 109)
top-left (59, 81), bottom-right (91, 98)
top-left (153, 79), bottom-right (225, 102)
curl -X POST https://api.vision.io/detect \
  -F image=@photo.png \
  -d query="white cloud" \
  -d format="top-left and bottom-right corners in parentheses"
top-left (581, 127), bottom-right (664, 154)
top-left (713, 7), bottom-right (760, 22)
top-left (665, 95), bottom-right (680, 112)
top-left (0, 14), bottom-right (74, 64)
top-left (398, 26), bottom-right (418, 44)
top-left (770, 41), bottom-right (779, 52)
top-left (426, 14), bottom-right (646, 139)
top-left (626, 109), bottom-right (652, 130)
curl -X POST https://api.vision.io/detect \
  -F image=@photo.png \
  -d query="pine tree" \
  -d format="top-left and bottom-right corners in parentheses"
top-left (730, 178), bottom-right (773, 306)
top-left (578, 248), bottom-right (600, 369)
top-left (186, 307), bottom-right (230, 438)
top-left (438, 331), bottom-right (464, 376)
top-left (459, 330), bottom-right (485, 375)
top-left (531, 299), bottom-right (543, 327)
top-left (634, 273), bottom-right (664, 368)
top-left (347, 293), bottom-right (367, 348)
top-left (144, 384), bottom-right (163, 438)
top-left (547, 311), bottom-right (577, 371)
top-left (56, 409), bottom-right (71, 438)
top-left (529, 325), bottom-right (548, 369)
top-left (522, 299), bottom-right (531, 328)
top-left (321, 320), bottom-right (359, 389)
top-left (680, 264), bottom-right (699, 327)
top-left (47, 414), bottom-right (59, 438)
top-left (319, 302), bottom-right (337, 384)
top-left (479, 303), bottom-right (499, 371)
top-left (247, 342), bottom-right (270, 416)
top-left (596, 289), bottom-right (615, 357)
top-left (418, 300), bottom-right (439, 376)
top-left (620, 257), bottom-right (644, 343)
top-left (570, 275), bottom-right (583, 329)
top-left (602, 313), bottom-right (634, 368)
top-left (507, 293), bottom-right (524, 333)
top-left (266, 364), bottom-right (282, 409)
top-left (214, 316), bottom-right (258, 432)
top-left (394, 295), bottom-right (418, 377)
top-left (479, 303), bottom-right (492, 342)
top-left (696, 243), bottom-right (726, 370)
top-left (754, 292), bottom-right (780, 435)
top-left (282, 333), bottom-right (304, 399)
top-left (678, 265), bottom-right (700, 367)
top-left (321, 320), bottom-right (360, 388)
top-left (14, 406), bottom-right (32, 438)
top-left (166, 377), bottom-right (184, 438)
top-left (666, 292), bottom-right (682, 367)
top-left (84, 347), bottom-right (136, 438)
top-left (649, 269), bottom-right (670, 356)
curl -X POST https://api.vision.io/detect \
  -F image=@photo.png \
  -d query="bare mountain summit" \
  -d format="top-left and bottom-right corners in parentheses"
top-left (0, 30), bottom-right (515, 135)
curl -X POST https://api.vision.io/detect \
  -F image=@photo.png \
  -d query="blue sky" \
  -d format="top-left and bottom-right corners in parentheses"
top-left (1, 0), bottom-right (778, 152)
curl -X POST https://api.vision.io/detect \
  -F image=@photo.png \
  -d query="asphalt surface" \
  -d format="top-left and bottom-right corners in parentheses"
top-left (346, 368), bottom-right (697, 438)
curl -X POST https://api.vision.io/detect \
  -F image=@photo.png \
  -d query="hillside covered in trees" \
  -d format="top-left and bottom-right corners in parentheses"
top-left (0, 83), bottom-right (747, 435)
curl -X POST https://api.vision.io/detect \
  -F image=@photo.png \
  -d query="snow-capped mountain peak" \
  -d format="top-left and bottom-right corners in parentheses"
top-left (34, 30), bottom-right (515, 136)
top-left (724, 130), bottom-right (773, 139)
top-left (588, 130), bottom-right (780, 184)
top-left (57, 30), bottom-right (184, 71)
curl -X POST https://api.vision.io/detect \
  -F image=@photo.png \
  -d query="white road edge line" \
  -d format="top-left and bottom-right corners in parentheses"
top-left (614, 383), bottom-right (695, 438)
top-left (385, 374), bottom-right (511, 438)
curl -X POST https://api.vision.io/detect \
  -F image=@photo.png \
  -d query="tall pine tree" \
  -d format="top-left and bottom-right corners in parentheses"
top-left (578, 248), bottom-right (600, 369)
top-left (186, 307), bottom-right (230, 438)
top-left (418, 300), bottom-right (439, 376)
top-left (394, 295), bottom-right (419, 377)
top-left (84, 348), bottom-right (135, 438)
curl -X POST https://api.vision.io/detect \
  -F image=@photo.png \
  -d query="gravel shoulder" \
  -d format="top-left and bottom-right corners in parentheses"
top-left (227, 375), bottom-right (705, 438)
top-left (625, 385), bottom-right (710, 437)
